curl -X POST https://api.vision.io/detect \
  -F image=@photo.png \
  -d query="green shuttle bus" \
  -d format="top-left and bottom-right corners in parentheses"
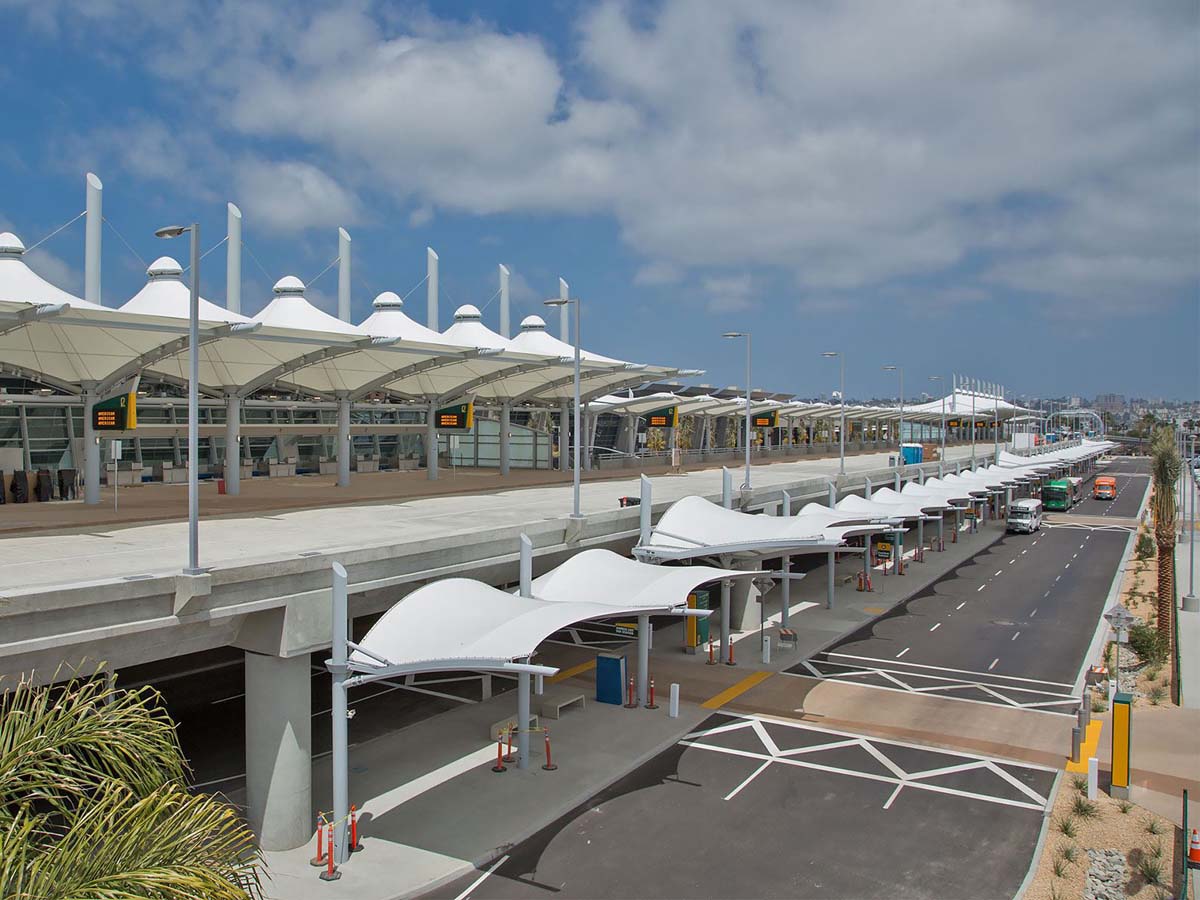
top-left (1042, 477), bottom-right (1081, 511)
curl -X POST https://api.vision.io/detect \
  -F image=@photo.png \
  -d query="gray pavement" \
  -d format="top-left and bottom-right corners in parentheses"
top-left (0, 444), bottom-right (976, 592)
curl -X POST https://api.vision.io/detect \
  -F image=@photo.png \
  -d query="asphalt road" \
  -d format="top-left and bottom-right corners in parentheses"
top-left (1070, 455), bottom-right (1150, 519)
top-left (428, 712), bottom-right (1056, 900)
top-left (793, 459), bottom-right (1148, 712)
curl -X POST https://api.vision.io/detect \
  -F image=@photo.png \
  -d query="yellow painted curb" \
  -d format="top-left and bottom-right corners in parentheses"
top-left (549, 659), bottom-right (596, 684)
top-left (702, 671), bottom-right (773, 709)
top-left (1065, 719), bottom-right (1103, 772)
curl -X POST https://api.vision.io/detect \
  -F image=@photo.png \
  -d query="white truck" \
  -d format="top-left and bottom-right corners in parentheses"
top-left (1006, 498), bottom-right (1042, 534)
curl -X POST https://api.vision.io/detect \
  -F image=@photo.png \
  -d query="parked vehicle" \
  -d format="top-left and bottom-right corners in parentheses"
top-left (1007, 499), bottom-right (1043, 533)
top-left (1093, 475), bottom-right (1117, 500)
top-left (1042, 477), bottom-right (1082, 510)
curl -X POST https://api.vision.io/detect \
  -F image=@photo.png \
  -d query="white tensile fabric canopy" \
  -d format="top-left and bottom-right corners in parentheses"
top-left (348, 550), bottom-right (745, 678)
top-left (836, 492), bottom-right (940, 522)
top-left (634, 495), bottom-right (890, 563)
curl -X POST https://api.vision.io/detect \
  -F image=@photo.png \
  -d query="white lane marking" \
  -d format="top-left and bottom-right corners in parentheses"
top-left (896, 647), bottom-right (910, 658)
top-left (977, 584), bottom-right (987, 592)
top-left (956, 602), bottom-right (966, 610)
top-left (824, 652), bottom-right (1075, 688)
top-left (1072, 553), bottom-right (1078, 559)
top-left (930, 623), bottom-right (941, 632)
top-left (1030, 608), bottom-right (1038, 617)
top-left (1021, 550), bottom-right (1028, 555)
top-left (1079, 543), bottom-right (1085, 549)
top-left (453, 854), bottom-right (510, 900)
top-left (1064, 563), bottom-right (1070, 569)
top-left (882, 783), bottom-right (905, 810)
top-left (724, 759), bottom-right (773, 801)
top-left (1011, 631), bottom-right (1021, 641)
top-left (988, 658), bottom-right (999, 671)
top-left (1009, 559), bottom-right (1016, 565)
top-left (1033, 540), bottom-right (1039, 545)
top-left (1044, 590), bottom-right (1050, 597)
top-left (995, 570), bottom-right (1004, 577)
top-left (1055, 575), bottom-right (1061, 582)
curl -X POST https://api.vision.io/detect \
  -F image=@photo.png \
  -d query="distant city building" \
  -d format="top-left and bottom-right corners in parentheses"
top-left (1094, 393), bottom-right (1127, 414)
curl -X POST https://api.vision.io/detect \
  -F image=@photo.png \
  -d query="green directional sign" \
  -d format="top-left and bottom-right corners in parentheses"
top-left (752, 410), bottom-right (778, 428)
top-left (92, 392), bottom-right (137, 431)
top-left (436, 401), bottom-right (474, 430)
top-left (645, 406), bottom-right (678, 429)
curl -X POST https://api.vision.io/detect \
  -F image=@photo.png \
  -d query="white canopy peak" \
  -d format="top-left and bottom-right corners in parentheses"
top-left (146, 256), bottom-right (183, 279)
top-left (453, 304), bottom-right (482, 321)
top-left (273, 275), bottom-right (306, 295)
top-left (0, 232), bottom-right (25, 256)
top-left (372, 291), bottom-right (404, 309)
top-left (520, 315), bottom-right (547, 331)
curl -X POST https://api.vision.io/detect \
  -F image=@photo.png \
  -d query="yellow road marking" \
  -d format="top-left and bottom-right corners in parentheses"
top-left (863, 606), bottom-right (886, 614)
top-left (1065, 719), bottom-right (1104, 772)
top-left (702, 671), bottom-right (773, 709)
top-left (548, 659), bottom-right (595, 683)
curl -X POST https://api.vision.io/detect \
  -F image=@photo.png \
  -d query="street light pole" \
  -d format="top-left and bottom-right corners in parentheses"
top-left (545, 296), bottom-right (583, 518)
top-left (822, 351), bottom-right (845, 475)
top-left (883, 365), bottom-right (903, 463)
top-left (929, 375), bottom-right (945, 461)
top-left (155, 223), bottom-right (201, 575)
top-left (723, 332), bottom-right (752, 491)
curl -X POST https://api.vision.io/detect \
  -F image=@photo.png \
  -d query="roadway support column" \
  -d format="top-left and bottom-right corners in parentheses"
top-left (781, 490), bottom-right (792, 630)
top-left (826, 550), bottom-right (835, 609)
top-left (517, 668), bottom-right (531, 769)
top-left (82, 386), bottom-right (100, 505)
top-left (637, 614), bottom-right (651, 705)
top-left (499, 401), bottom-right (511, 476)
top-left (426, 404), bottom-right (439, 481)
top-left (864, 540), bottom-right (872, 584)
top-left (225, 394), bottom-right (242, 495)
top-left (336, 395), bottom-right (351, 488)
top-left (244, 651), bottom-right (312, 851)
top-left (937, 513), bottom-right (944, 551)
top-left (328, 562), bottom-right (350, 864)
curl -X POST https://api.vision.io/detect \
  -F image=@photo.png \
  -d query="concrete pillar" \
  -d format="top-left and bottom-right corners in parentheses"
top-left (637, 614), bottom-right (651, 706)
top-left (917, 517), bottom-right (924, 557)
top-left (83, 388), bottom-right (100, 504)
top-left (517, 669), bottom-right (531, 769)
top-left (622, 414), bottom-right (637, 456)
top-left (426, 405), bottom-right (438, 480)
top-left (336, 395), bottom-right (351, 487)
top-left (169, 405), bottom-right (183, 466)
top-left (499, 401), bottom-right (511, 476)
top-left (18, 404), bottom-right (31, 470)
top-left (244, 652), bottom-right (311, 851)
top-left (225, 394), bottom-right (242, 495)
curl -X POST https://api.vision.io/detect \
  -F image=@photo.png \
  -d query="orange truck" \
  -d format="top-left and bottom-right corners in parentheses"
top-left (1093, 476), bottom-right (1117, 500)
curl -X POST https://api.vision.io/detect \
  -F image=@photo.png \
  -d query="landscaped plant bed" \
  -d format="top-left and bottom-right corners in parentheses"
top-left (1023, 773), bottom-right (1184, 900)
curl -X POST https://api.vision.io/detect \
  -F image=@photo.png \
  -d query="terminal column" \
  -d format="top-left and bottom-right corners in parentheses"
top-left (426, 404), bottom-right (439, 480)
top-left (82, 385), bottom-right (100, 505)
top-left (244, 651), bottom-right (312, 851)
top-left (499, 401), bottom-right (511, 476)
top-left (636, 614), bottom-right (651, 705)
top-left (225, 393), bottom-right (242, 495)
top-left (336, 395), bottom-right (351, 488)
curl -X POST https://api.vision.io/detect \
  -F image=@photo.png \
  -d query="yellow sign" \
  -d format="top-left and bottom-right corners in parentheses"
top-left (1111, 692), bottom-right (1131, 790)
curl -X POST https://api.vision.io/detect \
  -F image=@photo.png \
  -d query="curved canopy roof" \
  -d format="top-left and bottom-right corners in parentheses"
top-left (837, 492), bottom-right (939, 521)
top-left (0, 233), bottom-right (102, 310)
top-left (531, 548), bottom-right (741, 609)
top-left (634, 496), bottom-right (889, 563)
top-left (120, 257), bottom-right (252, 324)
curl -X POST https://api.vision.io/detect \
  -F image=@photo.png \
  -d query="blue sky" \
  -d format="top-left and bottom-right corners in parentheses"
top-left (1, 0), bottom-right (1197, 401)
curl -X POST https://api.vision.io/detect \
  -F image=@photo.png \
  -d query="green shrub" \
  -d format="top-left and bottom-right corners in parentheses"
top-left (1052, 857), bottom-right (1068, 878)
top-left (1135, 532), bottom-right (1155, 561)
top-left (1072, 795), bottom-right (1099, 819)
top-left (1135, 532), bottom-right (1155, 560)
top-left (1138, 854), bottom-right (1164, 886)
top-left (1118, 799), bottom-right (1133, 814)
top-left (1128, 622), bottom-right (1167, 665)
top-left (1072, 774), bottom-right (1088, 793)
top-left (1148, 686), bottom-right (1166, 705)
top-left (1056, 816), bottom-right (1078, 838)
top-left (1145, 817), bottom-right (1165, 835)
top-left (1091, 696), bottom-right (1108, 713)
top-left (1058, 844), bottom-right (1078, 864)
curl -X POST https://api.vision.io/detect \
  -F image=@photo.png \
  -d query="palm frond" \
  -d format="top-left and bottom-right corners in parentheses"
top-left (13, 782), bottom-right (262, 900)
top-left (0, 669), bottom-right (186, 821)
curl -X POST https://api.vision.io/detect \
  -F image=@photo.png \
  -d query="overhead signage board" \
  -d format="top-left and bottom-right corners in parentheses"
top-left (645, 406), bottom-right (678, 429)
top-left (752, 410), bottom-right (778, 428)
top-left (436, 401), bottom-right (474, 431)
top-left (92, 392), bottom-right (137, 431)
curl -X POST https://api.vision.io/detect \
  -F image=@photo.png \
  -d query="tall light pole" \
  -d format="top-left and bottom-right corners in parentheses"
top-left (929, 375), bottom-right (945, 460)
top-left (155, 223), bottom-right (202, 575)
top-left (822, 351), bottom-right (845, 475)
top-left (545, 296), bottom-right (582, 518)
top-left (723, 332), bottom-right (752, 491)
top-left (883, 365), bottom-right (904, 462)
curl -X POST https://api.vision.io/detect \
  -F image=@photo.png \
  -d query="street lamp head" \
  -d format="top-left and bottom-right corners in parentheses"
top-left (821, 351), bottom-right (839, 358)
top-left (929, 375), bottom-right (943, 382)
top-left (543, 297), bottom-right (568, 308)
top-left (722, 331), bottom-right (746, 339)
top-left (882, 365), bottom-right (898, 372)
top-left (154, 225), bottom-right (189, 239)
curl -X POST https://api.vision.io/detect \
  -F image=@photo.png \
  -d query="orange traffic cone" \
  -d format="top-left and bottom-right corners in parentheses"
top-left (1188, 828), bottom-right (1200, 867)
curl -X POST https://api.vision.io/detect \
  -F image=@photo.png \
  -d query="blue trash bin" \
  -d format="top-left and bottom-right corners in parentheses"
top-left (595, 651), bottom-right (627, 705)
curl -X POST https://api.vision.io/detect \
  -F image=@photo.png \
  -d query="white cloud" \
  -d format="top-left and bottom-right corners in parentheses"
top-left (233, 158), bottom-right (361, 233)
top-left (702, 274), bottom-right (756, 313)
top-left (21, 0), bottom-right (1200, 316)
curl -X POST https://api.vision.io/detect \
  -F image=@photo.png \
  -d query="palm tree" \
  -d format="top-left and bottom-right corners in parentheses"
top-left (1150, 428), bottom-right (1181, 650)
top-left (0, 669), bottom-right (263, 899)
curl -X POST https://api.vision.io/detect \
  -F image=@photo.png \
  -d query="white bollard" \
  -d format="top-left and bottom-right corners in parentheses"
top-left (761, 635), bottom-right (771, 665)
top-left (668, 683), bottom-right (680, 718)
top-left (1087, 757), bottom-right (1098, 800)
top-left (1108, 678), bottom-right (1117, 701)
